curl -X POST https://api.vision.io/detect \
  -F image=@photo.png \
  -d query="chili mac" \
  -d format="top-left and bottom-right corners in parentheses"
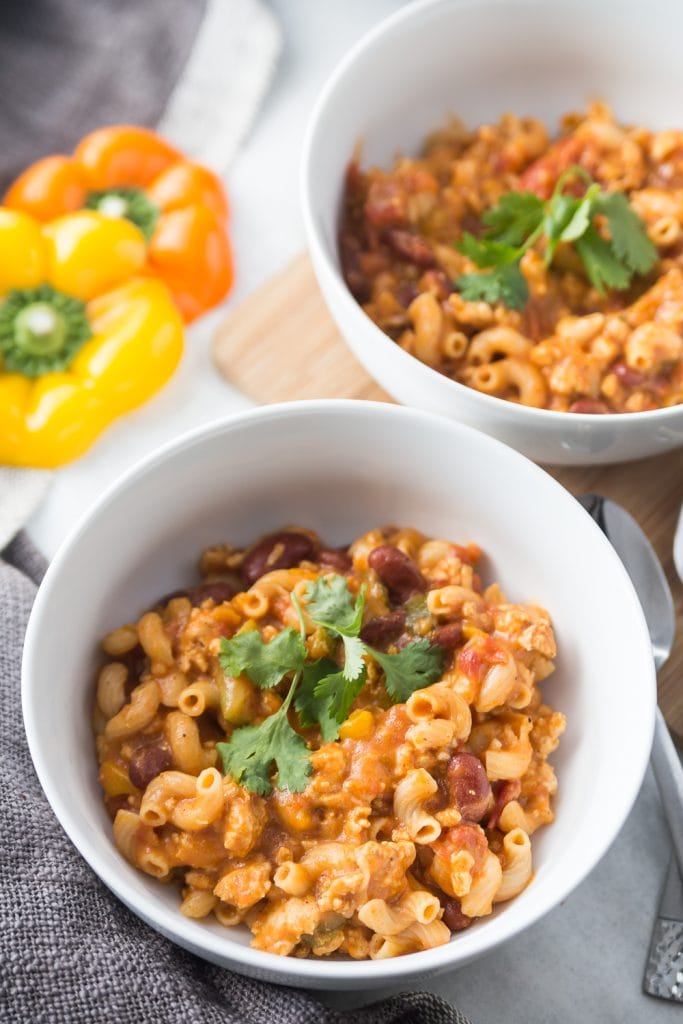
top-left (340, 103), bottom-right (683, 413)
top-left (94, 526), bottom-right (564, 959)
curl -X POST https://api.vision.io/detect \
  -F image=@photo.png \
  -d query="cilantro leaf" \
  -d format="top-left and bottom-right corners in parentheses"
top-left (217, 708), bottom-right (311, 795)
top-left (595, 191), bottom-right (658, 275)
top-left (455, 167), bottom-right (655, 310)
top-left (304, 576), bottom-right (366, 680)
top-left (456, 232), bottom-right (519, 268)
top-left (456, 262), bottom-right (529, 310)
top-left (295, 658), bottom-right (338, 728)
top-left (543, 184), bottom-right (599, 263)
top-left (574, 226), bottom-right (632, 295)
top-left (304, 575), bottom-right (365, 635)
top-left (315, 667), bottom-right (367, 741)
top-left (295, 659), bottom-right (367, 741)
top-left (338, 634), bottom-right (365, 681)
top-left (481, 191), bottom-right (544, 245)
top-left (557, 184), bottom-right (600, 243)
top-left (369, 639), bottom-right (444, 703)
top-left (218, 628), bottom-right (305, 689)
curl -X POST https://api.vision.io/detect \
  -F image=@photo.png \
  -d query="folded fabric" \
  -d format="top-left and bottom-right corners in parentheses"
top-left (0, 0), bottom-right (206, 189)
top-left (0, 0), bottom-right (281, 190)
top-left (1, 536), bottom-right (473, 1021)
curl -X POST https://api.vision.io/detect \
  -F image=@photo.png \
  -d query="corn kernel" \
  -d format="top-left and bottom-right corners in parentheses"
top-left (99, 760), bottom-right (139, 797)
top-left (339, 709), bottom-right (374, 740)
top-left (462, 624), bottom-right (487, 640)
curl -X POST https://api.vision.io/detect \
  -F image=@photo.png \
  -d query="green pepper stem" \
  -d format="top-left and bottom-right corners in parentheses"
top-left (0, 284), bottom-right (91, 378)
top-left (85, 187), bottom-right (160, 242)
top-left (14, 302), bottom-right (68, 357)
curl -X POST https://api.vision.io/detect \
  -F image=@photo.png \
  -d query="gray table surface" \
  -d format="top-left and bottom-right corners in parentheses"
top-left (322, 766), bottom-right (680, 1022)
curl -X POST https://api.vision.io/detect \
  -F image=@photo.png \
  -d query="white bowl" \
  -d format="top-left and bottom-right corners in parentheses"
top-left (22, 400), bottom-right (654, 989)
top-left (302, 0), bottom-right (683, 466)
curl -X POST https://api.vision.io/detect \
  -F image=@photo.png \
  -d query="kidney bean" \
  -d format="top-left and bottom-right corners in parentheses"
top-left (340, 230), bottom-right (372, 302)
top-left (319, 548), bottom-right (353, 573)
top-left (128, 744), bottom-right (172, 791)
top-left (612, 361), bottom-right (647, 388)
top-left (106, 795), bottom-right (132, 820)
top-left (368, 545), bottom-right (427, 604)
top-left (241, 531), bottom-right (317, 587)
top-left (441, 898), bottom-right (473, 932)
top-left (568, 399), bottom-right (610, 414)
top-left (445, 753), bottom-right (492, 823)
top-left (344, 159), bottom-right (365, 198)
top-left (119, 644), bottom-right (148, 689)
top-left (396, 281), bottom-right (420, 308)
top-left (344, 269), bottom-right (372, 303)
top-left (431, 622), bottom-right (464, 651)
top-left (384, 229), bottom-right (435, 267)
top-left (187, 577), bottom-right (241, 606)
top-left (360, 611), bottom-right (407, 648)
top-left (487, 779), bottom-right (522, 830)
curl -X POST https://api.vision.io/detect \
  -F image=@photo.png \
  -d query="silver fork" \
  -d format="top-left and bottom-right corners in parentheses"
top-left (645, 501), bottom-right (683, 1000)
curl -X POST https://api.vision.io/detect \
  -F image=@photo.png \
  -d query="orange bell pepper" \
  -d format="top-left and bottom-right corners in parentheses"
top-left (4, 126), bottom-right (233, 323)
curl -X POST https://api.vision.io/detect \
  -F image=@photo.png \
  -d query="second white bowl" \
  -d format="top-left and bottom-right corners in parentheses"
top-left (302, 0), bottom-right (683, 465)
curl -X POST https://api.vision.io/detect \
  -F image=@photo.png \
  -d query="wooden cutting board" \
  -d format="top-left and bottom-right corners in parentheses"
top-left (214, 254), bottom-right (683, 736)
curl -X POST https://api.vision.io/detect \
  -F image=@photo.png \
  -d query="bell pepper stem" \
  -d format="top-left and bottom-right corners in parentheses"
top-left (85, 187), bottom-right (159, 241)
top-left (14, 302), bottom-right (68, 357)
top-left (0, 284), bottom-right (91, 378)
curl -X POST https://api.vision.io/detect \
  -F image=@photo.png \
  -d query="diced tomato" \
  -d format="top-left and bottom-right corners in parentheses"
top-left (433, 824), bottom-right (488, 874)
top-left (457, 637), bottom-right (507, 680)
top-left (452, 543), bottom-right (482, 564)
top-left (518, 135), bottom-right (585, 198)
top-left (365, 178), bottom-right (407, 227)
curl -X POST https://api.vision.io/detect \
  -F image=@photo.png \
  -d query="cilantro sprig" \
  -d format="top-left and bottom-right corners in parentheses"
top-left (304, 576), bottom-right (367, 682)
top-left (218, 627), bottom-right (305, 689)
top-left (216, 602), bottom-right (312, 796)
top-left (372, 639), bottom-right (446, 704)
top-left (216, 573), bottom-right (445, 794)
top-left (217, 705), bottom-right (311, 796)
top-left (295, 658), bottom-right (368, 743)
top-left (455, 166), bottom-right (657, 310)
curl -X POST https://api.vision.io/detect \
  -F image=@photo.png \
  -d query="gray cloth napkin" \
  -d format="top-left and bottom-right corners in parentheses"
top-left (0, 0), bottom-right (207, 189)
top-left (0, 534), bottom-right (471, 1024)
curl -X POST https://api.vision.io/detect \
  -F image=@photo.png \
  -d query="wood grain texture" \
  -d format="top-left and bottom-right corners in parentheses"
top-left (214, 254), bottom-right (683, 735)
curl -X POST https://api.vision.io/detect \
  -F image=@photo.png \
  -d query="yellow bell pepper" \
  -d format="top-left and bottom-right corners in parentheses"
top-left (0, 207), bottom-right (183, 467)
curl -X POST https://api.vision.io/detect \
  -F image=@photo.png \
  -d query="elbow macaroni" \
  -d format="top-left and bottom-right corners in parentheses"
top-left (93, 525), bottom-right (564, 959)
top-left (494, 828), bottom-right (533, 902)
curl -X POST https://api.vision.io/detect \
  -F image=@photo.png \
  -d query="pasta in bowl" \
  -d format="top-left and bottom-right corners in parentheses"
top-left (22, 399), bottom-right (655, 986)
top-left (93, 526), bottom-right (565, 960)
top-left (340, 103), bottom-right (683, 416)
top-left (302, 0), bottom-right (683, 463)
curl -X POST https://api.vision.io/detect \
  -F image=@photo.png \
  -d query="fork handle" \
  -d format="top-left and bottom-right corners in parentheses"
top-left (651, 708), bottom-right (683, 876)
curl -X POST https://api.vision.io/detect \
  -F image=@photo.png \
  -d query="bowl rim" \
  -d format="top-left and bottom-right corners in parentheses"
top-left (22, 399), bottom-right (656, 983)
top-left (300, 0), bottom-right (683, 428)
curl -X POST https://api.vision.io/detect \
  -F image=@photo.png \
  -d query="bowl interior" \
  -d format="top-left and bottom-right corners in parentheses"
top-left (307, 0), bottom-right (683, 269)
top-left (22, 402), bottom-right (654, 985)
